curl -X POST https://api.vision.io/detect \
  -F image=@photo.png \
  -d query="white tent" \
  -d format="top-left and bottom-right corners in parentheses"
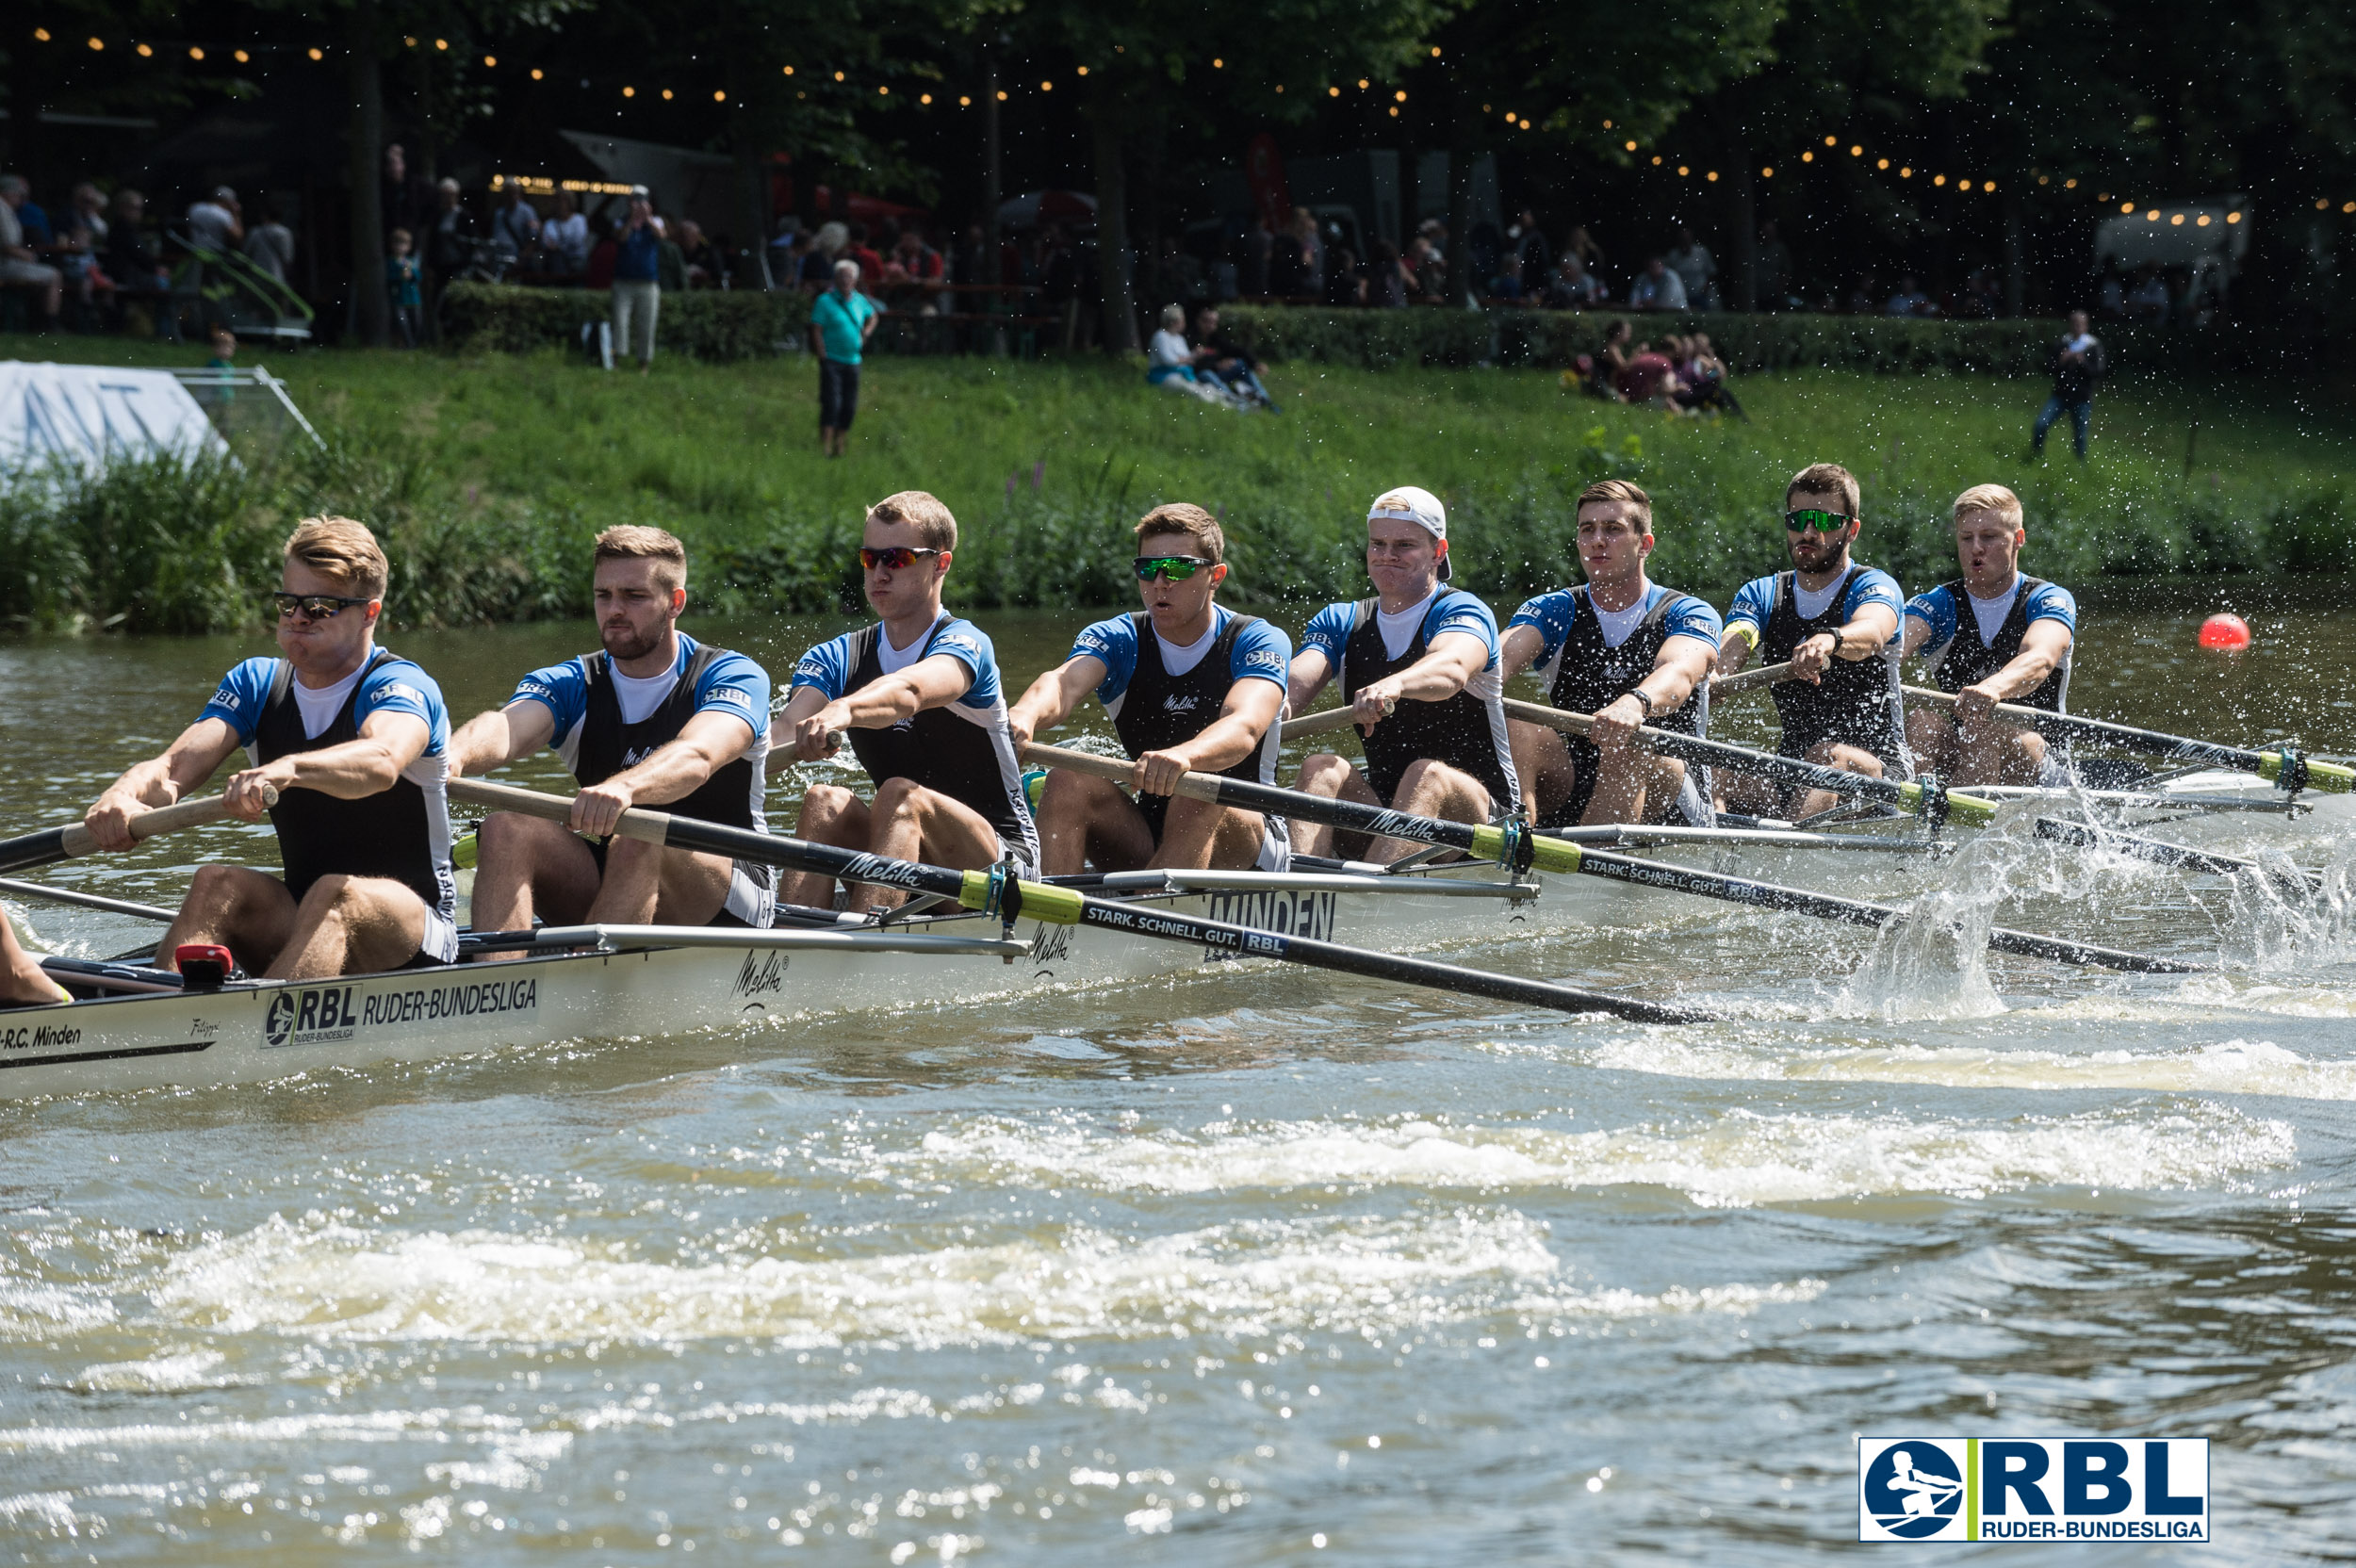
top-left (0, 362), bottom-right (230, 474)
top-left (2095, 197), bottom-right (2250, 273)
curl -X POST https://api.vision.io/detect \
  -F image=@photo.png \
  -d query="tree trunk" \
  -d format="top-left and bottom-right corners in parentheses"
top-left (2003, 190), bottom-right (2024, 318)
top-left (1729, 150), bottom-right (1758, 312)
top-left (347, 1), bottom-right (388, 348)
top-left (1399, 131), bottom-right (1417, 250)
top-left (982, 41), bottom-right (1005, 353)
top-left (1090, 92), bottom-right (1138, 354)
top-left (1447, 135), bottom-right (1476, 304)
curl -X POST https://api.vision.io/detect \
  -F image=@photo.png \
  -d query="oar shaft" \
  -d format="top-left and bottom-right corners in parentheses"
top-left (1900, 685), bottom-right (2353, 793)
top-left (0, 792), bottom-right (257, 877)
top-left (0, 877), bottom-right (179, 923)
top-left (1708, 660), bottom-right (1796, 695)
top-left (446, 776), bottom-right (1711, 1024)
top-left (1500, 696), bottom-right (1995, 826)
top-left (2033, 817), bottom-right (2319, 890)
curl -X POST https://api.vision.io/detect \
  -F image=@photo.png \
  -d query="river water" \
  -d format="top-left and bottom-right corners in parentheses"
top-left (3, 601), bottom-right (2355, 1564)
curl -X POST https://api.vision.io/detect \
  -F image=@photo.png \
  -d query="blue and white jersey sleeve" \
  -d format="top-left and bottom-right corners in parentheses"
top-left (1904, 583), bottom-right (1961, 647)
top-left (1659, 591), bottom-right (1725, 647)
top-left (1230, 615), bottom-right (1291, 688)
top-left (510, 656), bottom-right (592, 739)
top-left (1299, 602), bottom-right (1356, 671)
top-left (1725, 574), bottom-right (1777, 639)
top-left (790, 630), bottom-right (860, 701)
top-left (2022, 580), bottom-right (2078, 632)
top-left (355, 657), bottom-right (450, 758)
top-left (689, 640), bottom-right (771, 734)
top-left (1071, 614), bottom-right (1143, 706)
top-left (1427, 592), bottom-right (1501, 669)
top-left (1844, 567), bottom-right (1906, 621)
top-left (930, 617), bottom-right (997, 710)
top-left (1506, 589), bottom-right (1579, 670)
top-left (199, 657), bottom-right (280, 746)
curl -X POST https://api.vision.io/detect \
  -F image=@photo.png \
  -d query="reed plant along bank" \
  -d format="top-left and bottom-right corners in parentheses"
top-left (0, 338), bottom-right (2348, 634)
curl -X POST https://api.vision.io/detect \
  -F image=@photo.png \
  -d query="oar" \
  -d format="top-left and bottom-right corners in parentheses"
top-left (0, 876), bottom-right (179, 923)
top-left (1021, 742), bottom-right (2199, 973)
top-left (1278, 701), bottom-right (1993, 827)
top-left (445, 776), bottom-right (1714, 1025)
top-left (2034, 817), bottom-right (2322, 894)
top-left (1901, 685), bottom-right (2355, 795)
top-left (0, 790), bottom-right (272, 878)
top-left (1708, 660), bottom-right (1797, 695)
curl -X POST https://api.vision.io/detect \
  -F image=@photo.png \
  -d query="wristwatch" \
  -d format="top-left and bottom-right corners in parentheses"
top-left (1630, 689), bottom-right (1657, 717)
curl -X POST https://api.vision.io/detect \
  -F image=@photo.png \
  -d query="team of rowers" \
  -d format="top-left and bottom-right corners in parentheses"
top-left (0, 460), bottom-right (2077, 1004)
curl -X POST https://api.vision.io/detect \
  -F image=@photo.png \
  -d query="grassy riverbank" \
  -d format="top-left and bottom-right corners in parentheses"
top-left (4, 334), bottom-right (2351, 632)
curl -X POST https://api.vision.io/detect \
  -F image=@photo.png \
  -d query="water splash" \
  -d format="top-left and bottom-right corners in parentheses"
top-left (1837, 820), bottom-right (2024, 1020)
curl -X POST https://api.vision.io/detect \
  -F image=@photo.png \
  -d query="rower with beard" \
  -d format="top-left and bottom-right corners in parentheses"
top-left (1715, 461), bottom-right (1911, 818)
top-left (1006, 503), bottom-right (1292, 874)
top-left (1899, 483), bottom-right (2078, 785)
top-left (1288, 485), bottom-right (1520, 863)
top-left (1499, 479), bottom-right (1723, 825)
top-left (83, 516), bottom-right (461, 978)
top-left (777, 490), bottom-right (1039, 909)
top-left (448, 526), bottom-right (775, 939)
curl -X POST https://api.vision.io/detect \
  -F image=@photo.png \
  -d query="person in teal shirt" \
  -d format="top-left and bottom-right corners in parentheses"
top-left (809, 258), bottom-right (880, 457)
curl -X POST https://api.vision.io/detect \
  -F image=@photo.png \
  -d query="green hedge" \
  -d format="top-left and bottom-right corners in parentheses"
top-left (1216, 304), bottom-right (2165, 376)
top-left (439, 282), bottom-right (811, 361)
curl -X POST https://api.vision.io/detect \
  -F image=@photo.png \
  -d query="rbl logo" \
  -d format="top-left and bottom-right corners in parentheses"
top-left (1858, 1437), bottom-right (2208, 1543)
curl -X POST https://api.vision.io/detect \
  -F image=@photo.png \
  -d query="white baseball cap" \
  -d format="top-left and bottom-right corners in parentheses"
top-left (1367, 486), bottom-right (1450, 580)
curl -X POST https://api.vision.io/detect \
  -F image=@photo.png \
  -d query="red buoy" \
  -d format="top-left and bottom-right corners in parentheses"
top-left (2198, 613), bottom-right (2252, 650)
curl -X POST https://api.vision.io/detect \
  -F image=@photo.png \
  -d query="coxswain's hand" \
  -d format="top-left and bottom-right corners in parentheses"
top-left (1790, 632), bottom-right (1838, 683)
top-left (1352, 678), bottom-right (1402, 733)
top-left (224, 763), bottom-right (289, 821)
top-left (1134, 748), bottom-right (1189, 797)
top-left (793, 710), bottom-right (846, 763)
top-left (1591, 693), bottom-right (1648, 752)
top-left (83, 791), bottom-right (151, 853)
top-left (570, 777), bottom-right (632, 839)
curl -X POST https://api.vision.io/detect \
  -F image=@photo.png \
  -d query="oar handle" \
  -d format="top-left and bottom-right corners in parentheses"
top-left (1279, 707), bottom-right (1363, 744)
top-left (1901, 683), bottom-right (2354, 793)
top-left (1708, 660), bottom-right (1796, 695)
top-left (447, 776), bottom-right (675, 847)
top-left (1021, 741), bottom-right (1228, 805)
top-left (762, 728), bottom-right (854, 776)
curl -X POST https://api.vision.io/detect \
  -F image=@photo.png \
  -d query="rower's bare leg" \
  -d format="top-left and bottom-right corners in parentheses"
top-left (1712, 768), bottom-right (1781, 818)
top-left (1509, 720), bottom-right (1579, 827)
top-left (1380, 760), bottom-right (1493, 863)
top-left (1149, 796), bottom-right (1266, 872)
top-left (156, 864), bottom-right (300, 974)
top-left (1583, 750), bottom-right (1687, 826)
top-left (1037, 770), bottom-right (1155, 876)
top-left (1952, 721), bottom-right (2045, 787)
top-left (1792, 742), bottom-right (1885, 820)
top-left (781, 782), bottom-right (872, 908)
top-left (267, 874), bottom-right (432, 981)
top-left (863, 778), bottom-right (1006, 910)
top-left (0, 916), bottom-right (69, 1005)
top-left (1289, 753), bottom-right (1380, 859)
top-left (469, 813), bottom-right (600, 954)
top-left (588, 837), bottom-right (734, 925)
top-left (1905, 710), bottom-right (1959, 783)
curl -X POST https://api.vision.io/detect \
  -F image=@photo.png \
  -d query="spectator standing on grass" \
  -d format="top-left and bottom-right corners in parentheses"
top-left (610, 191), bottom-right (663, 373)
top-left (244, 200), bottom-right (295, 284)
top-left (1547, 253), bottom-right (1603, 308)
top-left (1366, 240), bottom-right (1406, 308)
top-left (1757, 220), bottom-right (1792, 309)
top-left (584, 215), bottom-right (618, 289)
top-left (186, 187), bottom-right (244, 253)
top-left (1667, 227), bottom-right (1715, 310)
top-left (1628, 256), bottom-right (1687, 312)
top-left (488, 184), bottom-right (541, 264)
top-left (381, 144), bottom-right (428, 250)
top-left (386, 229), bottom-right (422, 348)
top-left (57, 183), bottom-right (107, 311)
top-left (678, 220), bottom-right (724, 288)
top-left (542, 191), bottom-right (589, 276)
top-left (105, 188), bottom-right (169, 303)
top-left (0, 175), bottom-right (63, 328)
top-left (1510, 210), bottom-right (1551, 299)
top-left (2032, 309), bottom-right (2104, 462)
top-left (810, 258), bottom-right (880, 458)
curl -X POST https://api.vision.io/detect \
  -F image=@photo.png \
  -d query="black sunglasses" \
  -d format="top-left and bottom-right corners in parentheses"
top-left (859, 546), bottom-right (944, 571)
top-left (270, 592), bottom-right (372, 619)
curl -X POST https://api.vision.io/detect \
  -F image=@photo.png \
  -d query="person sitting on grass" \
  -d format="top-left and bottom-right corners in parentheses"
top-left (1189, 306), bottom-right (1279, 410)
top-left (1148, 304), bottom-right (1230, 405)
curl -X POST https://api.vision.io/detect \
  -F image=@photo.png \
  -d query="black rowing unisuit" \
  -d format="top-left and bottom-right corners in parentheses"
top-left (1926, 577), bottom-right (2071, 712)
top-left (1106, 612), bottom-right (1282, 845)
top-left (1542, 585), bottom-right (1710, 827)
top-left (1758, 569), bottom-right (1911, 772)
top-left (1337, 595), bottom-right (1519, 809)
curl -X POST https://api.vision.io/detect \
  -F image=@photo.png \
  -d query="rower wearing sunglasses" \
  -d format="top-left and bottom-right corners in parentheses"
top-left (776, 491), bottom-right (1039, 909)
top-left (1715, 462), bottom-right (1911, 818)
top-left (1898, 483), bottom-right (2077, 785)
top-left (447, 526), bottom-right (776, 942)
top-left (82, 516), bottom-right (461, 979)
top-left (1499, 479), bottom-right (1723, 826)
top-left (1288, 486), bottom-right (1521, 862)
top-left (1006, 503), bottom-right (1292, 874)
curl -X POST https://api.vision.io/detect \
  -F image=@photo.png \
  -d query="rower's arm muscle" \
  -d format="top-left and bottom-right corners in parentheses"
top-left (834, 652), bottom-right (974, 727)
top-left (1898, 616), bottom-right (1931, 660)
top-left (278, 711), bottom-right (431, 798)
top-left (1642, 635), bottom-right (1715, 710)
top-left (447, 700), bottom-right (556, 777)
top-left (1006, 656), bottom-right (1107, 748)
top-left (1286, 648), bottom-right (1333, 714)
top-left (1170, 678), bottom-right (1285, 775)
top-left (1836, 603), bottom-right (1900, 657)
top-left (97, 717), bottom-right (245, 808)
top-left (600, 710), bottom-right (754, 805)
top-left (1396, 630), bottom-right (1489, 700)
top-left (1717, 625), bottom-right (1758, 675)
top-left (1982, 620), bottom-right (2072, 700)
top-left (1497, 624), bottom-right (1546, 681)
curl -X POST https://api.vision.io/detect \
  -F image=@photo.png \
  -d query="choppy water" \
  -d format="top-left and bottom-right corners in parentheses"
top-left (4, 602), bottom-right (2356, 1564)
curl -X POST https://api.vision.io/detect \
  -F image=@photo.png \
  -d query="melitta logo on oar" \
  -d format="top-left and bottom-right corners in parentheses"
top-left (1858, 1436), bottom-right (2208, 1542)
